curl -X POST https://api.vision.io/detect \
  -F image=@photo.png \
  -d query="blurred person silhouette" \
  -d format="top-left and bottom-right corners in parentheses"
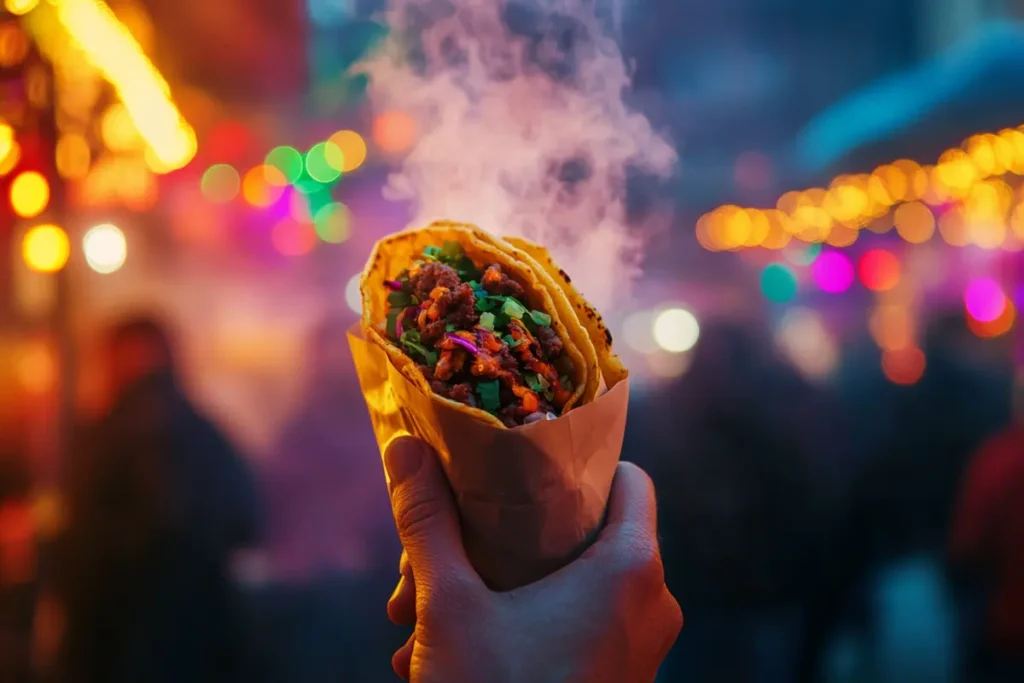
top-left (55, 315), bottom-right (263, 683)
top-left (0, 431), bottom-right (34, 683)
top-left (264, 318), bottom-right (398, 580)
top-left (631, 321), bottom-right (825, 683)
top-left (802, 312), bottom-right (1012, 683)
top-left (949, 362), bottom-right (1022, 683)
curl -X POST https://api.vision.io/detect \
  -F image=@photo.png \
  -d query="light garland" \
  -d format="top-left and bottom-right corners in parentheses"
top-left (698, 125), bottom-right (1024, 252)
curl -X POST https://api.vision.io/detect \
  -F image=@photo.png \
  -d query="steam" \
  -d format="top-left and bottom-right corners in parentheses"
top-left (360, 0), bottom-right (677, 310)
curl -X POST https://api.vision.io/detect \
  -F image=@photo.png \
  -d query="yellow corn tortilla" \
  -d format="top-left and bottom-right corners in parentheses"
top-left (360, 222), bottom-right (599, 429)
top-left (503, 236), bottom-right (628, 389)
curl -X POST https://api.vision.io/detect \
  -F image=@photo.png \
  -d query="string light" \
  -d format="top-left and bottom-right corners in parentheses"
top-left (858, 249), bottom-right (900, 292)
top-left (22, 224), bottom-right (70, 273)
top-left (698, 124), bottom-right (1024, 250)
top-left (4, 0), bottom-right (39, 16)
top-left (882, 347), bottom-right (926, 385)
top-left (200, 164), bottom-right (240, 203)
top-left (10, 171), bottom-right (50, 218)
top-left (345, 273), bottom-right (362, 313)
top-left (47, 0), bottom-right (195, 170)
top-left (964, 277), bottom-right (1007, 323)
top-left (328, 130), bottom-right (368, 172)
top-left (760, 263), bottom-right (798, 303)
top-left (812, 250), bottom-right (854, 294)
top-left (82, 223), bottom-right (127, 274)
top-left (313, 202), bottom-right (351, 243)
top-left (652, 308), bottom-right (700, 353)
top-left (372, 111), bottom-right (416, 154)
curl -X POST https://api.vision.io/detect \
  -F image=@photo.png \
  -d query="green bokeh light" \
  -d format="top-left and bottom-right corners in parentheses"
top-left (760, 263), bottom-right (798, 303)
top-left (305, 142), bottom-right (342, 183)
top-left (314, 202), bottom-right (352, 244)
top-left (265, 146), bottom-right (304, 185)
top-left (200, 164), bottom-right (240, 203)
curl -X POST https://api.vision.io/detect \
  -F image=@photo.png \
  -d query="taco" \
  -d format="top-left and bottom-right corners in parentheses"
top-left (360, 222), bottom-right (607, 428)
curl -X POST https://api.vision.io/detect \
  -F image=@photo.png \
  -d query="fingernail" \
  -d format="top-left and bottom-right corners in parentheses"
top-left (384, 437), bottom-right (425, 491)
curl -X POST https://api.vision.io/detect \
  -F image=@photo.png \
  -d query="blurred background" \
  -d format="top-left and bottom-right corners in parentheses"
top-left (1, 0), bottom-right (1023, 681)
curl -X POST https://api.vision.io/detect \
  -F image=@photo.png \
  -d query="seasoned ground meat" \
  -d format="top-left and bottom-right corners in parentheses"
top-left (481, 264), bottom-right (526, 298)
top-left (535, 326), bottom-right (563, 359)
top-left (448, 383), bottom-right (475, 406)
top-left (387, 242), bottom-right (576, 426)
top-left (412, 262), bottom-right (461, 301)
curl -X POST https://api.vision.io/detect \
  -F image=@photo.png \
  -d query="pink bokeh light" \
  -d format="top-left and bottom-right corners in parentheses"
top-left (964, 277), bottom-right (1006, 323)
top-left (812, 250), bottom-right (855, 294)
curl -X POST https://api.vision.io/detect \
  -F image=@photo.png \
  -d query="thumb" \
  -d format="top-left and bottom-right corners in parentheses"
top-left (384, 437), bottom-right (477, 591)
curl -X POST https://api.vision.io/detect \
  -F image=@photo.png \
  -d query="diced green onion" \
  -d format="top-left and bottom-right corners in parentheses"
top-left (422, 246), bottom-right (441, 259)
top-left (479, 312), bottom-right (496, 331)
top-left (529, 310), bottom-right (552, 327)
top-left (502, 298), bottom-right (527, 319)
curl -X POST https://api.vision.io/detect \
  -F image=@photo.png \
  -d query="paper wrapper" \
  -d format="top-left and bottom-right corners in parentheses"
top-left (349, 327), bottom-right (628, 590)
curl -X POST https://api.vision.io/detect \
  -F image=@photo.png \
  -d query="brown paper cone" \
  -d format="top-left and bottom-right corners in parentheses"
top-left (348, 326), bottom-right (628, 590)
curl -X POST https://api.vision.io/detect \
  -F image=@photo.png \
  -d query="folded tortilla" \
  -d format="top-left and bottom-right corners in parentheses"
top-left (359, 222), bottom-right (622, 428)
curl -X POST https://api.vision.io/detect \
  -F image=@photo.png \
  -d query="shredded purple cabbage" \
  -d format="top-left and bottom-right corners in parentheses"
top-left (445, 333), bottom-right (479, 355)
top-left (395, 310), bottom-right (406, 339)
top-left (384, 280), bottom-right (404, 291)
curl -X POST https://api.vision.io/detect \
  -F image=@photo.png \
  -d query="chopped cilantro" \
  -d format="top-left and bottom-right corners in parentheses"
top-left (476, 380), bottom-right (501, 413)
top-left (479, 312), bottom-right (496, 331)
top-left (388, 291), bottom-right (414, 308)
top-left (502, 298), bottom-right (527, 319)
top-left (422, 246), bottom-right (441, 260)
top-left (504, 334), bottom-right (523, 348)
top-left (529, 310), bottom-right (552, 327)
top-left (386, 311), bottom-right (399, 337)
top-left (401, 338), bottom-right (437, 367)
top-left (525, 373), bottom-right (546, 393)
top-left (400, 330), bottom-right (421, 344)
top-left (543, 387), bottom-right (555, 402)
top-left (468, 280), bottom-right (481, 290)
top-left (445, 323), bottom-right (457, 332)
top-left (559, 374), bottom-right (573, 390)
top-left (475, 297), bottom-right (498, 312)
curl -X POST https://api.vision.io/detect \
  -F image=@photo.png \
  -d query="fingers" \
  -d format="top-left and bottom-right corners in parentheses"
top-left (384, 437), bottom-right (479, 594)
top-left (388, 572), bottom-right (417, 625)
top-left (588, 462), bottom-right (659, 560)
top-left (392, 633), bottom-right (414, 680)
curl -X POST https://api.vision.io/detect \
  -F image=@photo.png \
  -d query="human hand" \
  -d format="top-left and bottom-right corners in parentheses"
top-left (383, 436), bottom-right (682, 683)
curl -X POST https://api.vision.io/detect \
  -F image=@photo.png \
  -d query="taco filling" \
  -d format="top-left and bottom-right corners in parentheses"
top-left (383, 241), bottom-right (575, 426)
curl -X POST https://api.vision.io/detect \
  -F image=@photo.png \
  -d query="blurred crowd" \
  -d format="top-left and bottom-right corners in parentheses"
top-left (0, 306), bottom-right (1021, 683)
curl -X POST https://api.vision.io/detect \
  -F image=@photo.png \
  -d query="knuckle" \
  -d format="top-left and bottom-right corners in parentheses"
top-left (610, 522), bottom-right (664, 583)
top-left (394, 489), bottom-right (445, 538)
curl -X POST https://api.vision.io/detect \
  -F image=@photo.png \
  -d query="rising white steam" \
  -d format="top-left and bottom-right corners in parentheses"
top-left (361, 0), bottom-right (676, 310)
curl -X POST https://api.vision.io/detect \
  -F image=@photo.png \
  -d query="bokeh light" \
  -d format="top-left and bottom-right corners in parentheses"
top-left (372, 110), bottom-right (417, 154)
top-left (760, 263), bottom-right (798, 303)
top-left (858, 249), bottom-right (900, 292)
top-left (82, 223), bottom-right (127, 274)
top-left (305, 142), bottom-right (343, 184)
top-left (289, 191), bottom-right (313, 223)
top-left (200, 164), bottom-right (240, 203)
top-left (0, 122), bottom-right (13, 161)
top-left (775, 307), bottom-right (837, 380)
top-left (271, 219), bottom-right (317, 257)
top-left (967, 299), bottom-right (1015, 338)
top-left (894, 201), bottom-right (935, 244)
top-left (622, 310), bottom-right (660, 354)
top-left (101, 103), bottom-right (143, 152)
top-left (327, 130), bottom-right (368, 172)
top-left (242, 165), bottom-right (285, 207)
top-left (56, 133), bottom-right (92, 180)
top-left (22, 224), bottom-right (70, 273)
top-left (812, 250), bottom-right (854, 294)
top-left (882, 347), bottom-right (926, 385)
top-left (265, 146), bottom-right (304, 185)
top-left (652, 308), bottom-right (700, 353)
top-left (964, 278), bottom-right (1007, 323)
top-left (869, 304), bottom-right (914, 351)
top-left (345, 273), bottom-right (362, 313)
top-left (5, 0), bottom-right (40, 17)
top-left (313, 203), bottom-right (351, 243)
top-left (10, 171), bottom-right (50, 218)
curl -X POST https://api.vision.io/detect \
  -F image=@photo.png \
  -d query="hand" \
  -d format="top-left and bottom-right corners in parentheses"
top-left (382, 436), bottom-right (682, 683)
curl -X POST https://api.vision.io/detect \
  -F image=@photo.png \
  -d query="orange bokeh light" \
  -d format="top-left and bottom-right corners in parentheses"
top-left (372, 111), bottom-right (417, 154)
top-left (858, 249), bottom-right (900, 292)
top-left (967, 299), bottom-right (1015, 338)
top-left (271, 219), bottom-right (317, 256)
top-left (882, 347), bottom-right (926, 385)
